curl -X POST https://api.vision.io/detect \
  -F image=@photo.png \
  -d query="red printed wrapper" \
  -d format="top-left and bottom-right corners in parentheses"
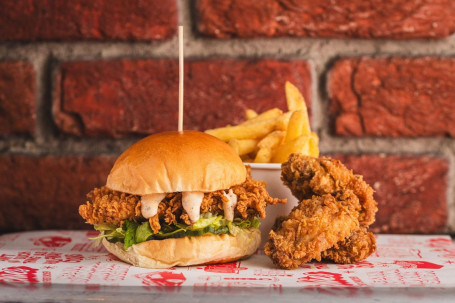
top-left (0, 231), bottom-right (454, 289)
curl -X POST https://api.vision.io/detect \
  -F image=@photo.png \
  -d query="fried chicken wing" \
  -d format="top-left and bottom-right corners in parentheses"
top-left (322, 228), bottom-right (376, 264)
top-left (265, 154), bottom-right (377, 268)
top-left (264, 192), bottom-right (360, 269)
top-left (281, 154), bottom-right (377, 227)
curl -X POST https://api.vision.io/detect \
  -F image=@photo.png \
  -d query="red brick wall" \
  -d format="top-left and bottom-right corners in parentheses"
top-left (0, 0), bottom-right (453, 235)
top-left (197, 0), bottom-right (455, 39)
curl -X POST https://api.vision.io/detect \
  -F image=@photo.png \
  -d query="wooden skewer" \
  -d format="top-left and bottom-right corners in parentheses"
top-left (178, 25), bottom-right (184, 133)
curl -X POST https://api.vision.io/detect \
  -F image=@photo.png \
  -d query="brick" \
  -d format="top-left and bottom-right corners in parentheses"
top-left (330, 57), bottom-right (455, 137)
top-left (0, 155), bottom-right (115, 233)
top-left (0, 0), bottom-right (177, 41)
top-left (332, 154), bottom-right (448, 234)
top-left (196, 0), bottom-right (455, 39)
top-left (54, 59), bottom-right (311, 137)
top-left (0, 61), bottom-right (36, 136)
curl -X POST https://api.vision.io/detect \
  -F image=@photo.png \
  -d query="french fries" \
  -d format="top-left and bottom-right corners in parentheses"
top-left (228, 138), bottom-right (259, 156)
top-left (273, 111), bottom-right (291, 131)
top-left (272, 135), bottom-right (311, 163)
top-left (285, 81), bottom-right (307, 111)
top-left (254, 131), bottom-right (285, 163)
top-left (285, 111), bottom-right (305, 142)
top-left (245, 109), bottom-right (258, 120)
top-left (205, 118), bottom-right (276, 141)
top-left (205, 82), bottom-right (319, 163)
top-left (308, 132), bottom-right (320, 158)
top-left (242, 108), bottom-right (282, 125)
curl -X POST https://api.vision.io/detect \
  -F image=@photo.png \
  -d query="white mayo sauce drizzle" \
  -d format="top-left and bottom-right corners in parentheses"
top-left (141, 193), bottom-right (166, 219)
top-left (222, 189), bottom-right (238, 221)
top-left (182, 192), bottom-right (204, 223)
top-left (142, 190), bottom-right (239, 223)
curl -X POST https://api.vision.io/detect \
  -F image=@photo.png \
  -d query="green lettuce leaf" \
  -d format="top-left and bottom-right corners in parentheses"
top-left (92, 224), bottom-right (126, 247)
top-left (135, 221), bottom-right (154, 243)
top-left (91, 213), bottom-right (260, 250)
top-left (233, 216), bottom-right (260, 229)
top-left (190, 213), bottom-right (223, 230)
top-left (123, 220), bottom-right (139, 249)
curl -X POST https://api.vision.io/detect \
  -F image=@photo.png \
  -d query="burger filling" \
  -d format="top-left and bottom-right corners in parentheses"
top-left (79, 168), bottom-right (285, 249)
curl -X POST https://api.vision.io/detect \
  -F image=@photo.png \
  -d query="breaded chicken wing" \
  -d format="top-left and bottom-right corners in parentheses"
top-left (267, 154), bottom-right (378, 267)
top-left (264, 191), bottom-right (360, 269)
top-left (281, 154), bottom-right (377, 227)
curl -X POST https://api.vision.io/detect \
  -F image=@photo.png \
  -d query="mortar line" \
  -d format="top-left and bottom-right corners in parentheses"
top-left (2, 36), bottom-right (455, 61)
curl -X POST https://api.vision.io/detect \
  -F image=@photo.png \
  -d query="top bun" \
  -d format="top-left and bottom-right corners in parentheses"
top-left (106, 130), bottom-right (246, 195)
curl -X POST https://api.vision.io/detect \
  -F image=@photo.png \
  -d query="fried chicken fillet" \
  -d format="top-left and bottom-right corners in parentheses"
top-left (266, 154), bottom-right (377, 268)
top-left (264, 192), bottom-right (360, 269)
top-left (79, 168), bottom-right (285, 233)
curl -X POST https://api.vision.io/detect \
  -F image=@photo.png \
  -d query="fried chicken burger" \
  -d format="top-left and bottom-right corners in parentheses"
top-left (79, 130), bottom-right (285, 268)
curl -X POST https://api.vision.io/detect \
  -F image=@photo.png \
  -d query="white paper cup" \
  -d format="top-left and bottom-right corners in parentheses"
top-left (246, 163), bottom-right (298, 248)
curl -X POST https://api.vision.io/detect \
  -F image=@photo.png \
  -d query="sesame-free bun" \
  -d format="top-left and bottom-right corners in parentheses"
top-left (102, 228), bottom-right (261, 269)
top-left (106, 130), bottom-right (247, 195)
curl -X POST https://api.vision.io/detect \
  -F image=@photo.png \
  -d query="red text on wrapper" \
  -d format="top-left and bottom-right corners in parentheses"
top-left (297, 271), bottom-right (353, 287)
top-left (30, 236), bottom-right (72, 248)
top-left (0, 251), bottom-right (84, 264)
top-left (0, 266), bottom-right (39, 286)
top-left (202, 262), bottom-right (247, 274)
top-left (135, 271), bottom-right (186, 287)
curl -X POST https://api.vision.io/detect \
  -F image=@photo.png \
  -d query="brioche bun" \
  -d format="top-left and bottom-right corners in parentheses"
top-left (106, 130), bottom-right (247, 195)
top-left (102, 228), bottom-right (261, 269)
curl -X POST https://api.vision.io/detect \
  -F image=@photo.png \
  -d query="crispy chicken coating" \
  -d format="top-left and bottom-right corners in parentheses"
top-left (265, 154), bottom-right (377, 268)
top-left (281, 154), bottom-right (377, 227)
top-left (78, 187), bottom-right (142, 226)
top-left (264, 192), bottom-right (360, 269)
top-left (79, 168), bottom-right (285, 231)
top-left (321, 228), bottom-right (376, 264)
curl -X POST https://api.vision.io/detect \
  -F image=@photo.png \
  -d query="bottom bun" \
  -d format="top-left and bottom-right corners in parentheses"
top-left (102, 228), bottom-right (261, 269)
